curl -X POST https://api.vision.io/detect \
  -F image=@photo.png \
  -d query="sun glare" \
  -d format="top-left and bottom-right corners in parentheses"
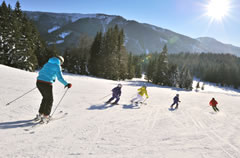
top-left (206, 0), bottom-right (231, 21)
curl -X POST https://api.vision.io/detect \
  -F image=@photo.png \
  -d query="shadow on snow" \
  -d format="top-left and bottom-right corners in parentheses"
top-left (0, 119), bottom-right (35, 129)
top-left (122, 104), bottom-right (140, 109)
top-left (87, 103), bottom-right (141, 110)
top-left (87, 103), bottom-right (116, 110)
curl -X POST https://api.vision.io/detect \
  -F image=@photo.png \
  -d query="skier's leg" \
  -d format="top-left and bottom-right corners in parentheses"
top-left (37, 81), bottom-right (50, 115)
top-left (136, 94), bottom-right (143, 103)
top-left (131, 95), bottom-right (138, 103)
top-left (43, 85), bottom-right (53, 116)
top-left (175, 103), bottom-right (179, 109)
top-left (216, 106), bottom-right (219, 112)
top-left (170, 102), bottom-right (175, 109)
top-left (212, 106), bottom-right (217, 112)
top-left (113, 96), bottom-right (120, 104)
top-left (106, 95), bottom-right (114, 103)
top-left (212, 106), bottom-right (215, 112)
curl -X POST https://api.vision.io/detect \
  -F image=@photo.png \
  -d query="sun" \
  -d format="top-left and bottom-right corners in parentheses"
top-left (206, 0), bottom-right (231, 21)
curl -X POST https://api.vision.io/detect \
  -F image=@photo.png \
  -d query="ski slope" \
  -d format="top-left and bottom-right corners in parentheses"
top-left (1, 64), bottom-right (240, 158)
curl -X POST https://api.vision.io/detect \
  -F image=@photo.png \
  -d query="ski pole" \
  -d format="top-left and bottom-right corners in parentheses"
top-left (142, 98), bottom-right (148, 103)
top-left (6, 87), bottom-right (37, 106)
top-left (99, 93), bottom-right (111, 100)
top-left (50, 88), bottom-right (69, 117)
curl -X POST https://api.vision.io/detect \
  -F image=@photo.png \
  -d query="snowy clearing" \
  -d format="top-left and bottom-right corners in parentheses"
top-left (0, 64), bottom-right (240, 158)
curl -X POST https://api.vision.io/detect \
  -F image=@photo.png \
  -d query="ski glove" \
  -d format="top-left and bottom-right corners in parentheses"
top-left (65, 83), bottom-right (72, 89)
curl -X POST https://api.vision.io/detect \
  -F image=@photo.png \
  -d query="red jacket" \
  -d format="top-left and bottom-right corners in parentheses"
top-left (209, 99), bottom-right (218, 106)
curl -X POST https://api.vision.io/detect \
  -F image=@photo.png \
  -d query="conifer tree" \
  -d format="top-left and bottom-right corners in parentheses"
top-left (167, 64), bottom-right (180, 87)
top-left (133, 55), bottom-right (142, 78)
top-left (63, 35), bottom-right (92, 74)
top-left (146, 53), bottom-right (157, 82)
top-left (0, 1), bottom-right (13, 65)
top-left (88, 32), bottom-right (103, 76)
top-left (88, 25), bottom-right (128, 80)
top-left (196, 82), bottom-right (200, 90)
top-left (201, 83), bottom-right (205, 90)
top-left (0, 1), bottom-right (44, 71)
top-left (127, 53), bottom-right (135, 79)
top-left (153, 45), bottom-right (168, 85)
top-left (179, 67), bottom-right (193, 90)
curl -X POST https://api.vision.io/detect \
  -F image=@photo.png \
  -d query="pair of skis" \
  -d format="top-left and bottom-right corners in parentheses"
top-left (24, 111), bottom-right (68, 131)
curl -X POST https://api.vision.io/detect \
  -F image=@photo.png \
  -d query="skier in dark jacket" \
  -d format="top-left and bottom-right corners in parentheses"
top-left (170, 94), bottom-right (181, 109)
top-left (106, 84), bottom-right (122, 104)
top-left (35, 56), bottom-right (72, 123)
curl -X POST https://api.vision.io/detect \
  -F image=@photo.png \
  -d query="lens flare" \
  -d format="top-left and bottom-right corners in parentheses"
top-left (206, 0), bottom-right (230, 21)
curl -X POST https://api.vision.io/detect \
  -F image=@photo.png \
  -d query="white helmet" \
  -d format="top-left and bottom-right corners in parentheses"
top-left (57, 56), bottom-right (64, 65)
top-left (118, 84), bottom-right (122, 88)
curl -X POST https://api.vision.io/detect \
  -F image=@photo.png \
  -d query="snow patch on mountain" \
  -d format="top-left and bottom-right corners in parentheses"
top-left (56, 40), bottom-right (64, 44)
top-left (97, 15), bottom-right (116, 25)
top-left (159, 37), bottom-right (168, 43)
top-left (98, 15), bottom-right (116, 32)
top-left (190, 45), bottom-right (205, 52)
top-left (59, 32), bottom-right (71, 39)
top-left (48, 40), bottom-right (64, 45)
top-left (70, 14), bottom-right (97, 22)
top-left (145, 49), bottom-right (149, 54)
top-left (124, 34), bottom-right (128, 46)
top-left (148, 25), bottom-right (166, 33)
top-left (48, 26), bottom-right (60, 33)
top-left (135, 39), bottom-right (144, 52)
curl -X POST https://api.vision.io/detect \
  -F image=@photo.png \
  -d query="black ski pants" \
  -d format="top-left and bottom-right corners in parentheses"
top-left (107, 93), bottom-right (120, 104)
top-left (212, 106), bottom-right (219, 112)
top-left (36, 81), bottom-right (53, 116)
top-left (171, 102), bottom-right (179, 109)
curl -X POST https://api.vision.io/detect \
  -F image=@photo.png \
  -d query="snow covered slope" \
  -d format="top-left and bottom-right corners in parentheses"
top-left (1, 64), bottom-right (240, 158)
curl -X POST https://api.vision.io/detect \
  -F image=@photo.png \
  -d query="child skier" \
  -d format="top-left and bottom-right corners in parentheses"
top-left (106, 84), bottom-right (122, 105)
top-left (209, 98), bottom-right (219, 112)
top-left (131, 85), bottom-right (149, 105)
top-left (170, 94), bottom-right (181, 110)
top-left (35, 56), bottom-right (72, 123)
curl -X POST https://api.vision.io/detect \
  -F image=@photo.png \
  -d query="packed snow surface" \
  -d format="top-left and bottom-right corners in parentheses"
top-left (0, 64), bottom-right (240, 158)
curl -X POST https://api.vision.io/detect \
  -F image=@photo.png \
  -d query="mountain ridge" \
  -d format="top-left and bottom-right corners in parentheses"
top-left (24, 11), bottom-right (240, 56)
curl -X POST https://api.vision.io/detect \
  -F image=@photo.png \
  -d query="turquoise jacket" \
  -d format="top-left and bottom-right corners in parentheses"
top-left (37, 57), bottom-right (68, 86)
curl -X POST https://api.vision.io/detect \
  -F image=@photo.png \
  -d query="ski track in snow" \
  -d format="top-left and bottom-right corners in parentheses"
top-left (1, 64), bottom-right (240, 158)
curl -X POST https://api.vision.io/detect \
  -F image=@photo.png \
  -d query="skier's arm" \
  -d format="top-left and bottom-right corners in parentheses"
top-left (145, 90), bottom-right (149, 98)
top-left (178, 97), bottom-right (181, 102)
top-left (112, 87), bottom-right (117, 93)
top-left (56, 66), bottom-right (68, 86)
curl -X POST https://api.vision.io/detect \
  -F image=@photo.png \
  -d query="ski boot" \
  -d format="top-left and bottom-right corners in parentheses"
top-left (39, 115), bottom-right (50, 124)
top-left (33, 114), bottom-right (42, 121)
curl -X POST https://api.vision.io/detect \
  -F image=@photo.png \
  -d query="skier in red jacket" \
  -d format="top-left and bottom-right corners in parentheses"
top-left (209, 98), bottom-right (219, 112)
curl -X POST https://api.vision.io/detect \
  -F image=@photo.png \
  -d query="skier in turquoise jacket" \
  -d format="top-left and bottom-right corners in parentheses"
top-left (35, 56), bottom-right (72, 123)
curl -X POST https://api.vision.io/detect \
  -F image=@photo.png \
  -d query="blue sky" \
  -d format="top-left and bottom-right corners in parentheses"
top-left (2, 0), bottom-right (240, 46)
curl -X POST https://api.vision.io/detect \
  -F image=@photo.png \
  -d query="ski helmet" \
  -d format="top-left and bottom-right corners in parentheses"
top-left (57, 56), bottom-right (64, 65)
top-left (176, 94), bottom-right (179, 96)
top-left (118, 84), bottom-right (122, 88)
